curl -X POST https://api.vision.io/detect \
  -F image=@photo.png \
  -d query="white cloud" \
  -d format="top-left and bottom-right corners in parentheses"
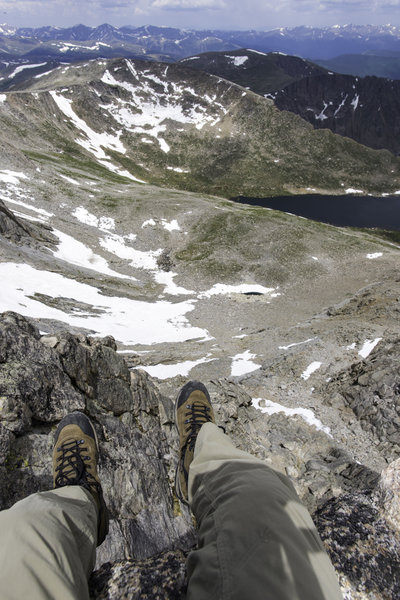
top-left (152, 0), bottom-right (226, 9)
top-left (2, 0), bottom-right (400, 30)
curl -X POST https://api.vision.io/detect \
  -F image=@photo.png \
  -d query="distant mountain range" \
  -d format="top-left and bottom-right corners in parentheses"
top-left (180, 49), bottom-right (400, 155)
top-left (1, 23), bottom-right (400, 64)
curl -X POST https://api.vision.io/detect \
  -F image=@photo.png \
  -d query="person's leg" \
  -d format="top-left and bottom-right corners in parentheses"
top-left (175, 381), bottom-right (343, 600)
top-left (0, 486), bottom-right (97, 600)
top-left (0, 411), bottom-right (109, 600)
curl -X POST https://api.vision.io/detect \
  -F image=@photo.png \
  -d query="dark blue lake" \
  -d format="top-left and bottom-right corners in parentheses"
top-left (232, 195), bottom-right (400, 231)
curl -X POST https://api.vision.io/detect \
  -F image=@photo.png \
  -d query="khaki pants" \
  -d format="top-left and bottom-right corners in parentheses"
top-left (187, 423), bottom-right (343, 600)
top-left (0, 424), bottom-right (342, 600)
top-left (0, 486), bottom-right (97, 600)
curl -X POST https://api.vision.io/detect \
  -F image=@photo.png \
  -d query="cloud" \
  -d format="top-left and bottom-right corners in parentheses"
top-left (1, 0), bottom-right (399, 29)
top-left (151, 0), bottom-right (226, 10)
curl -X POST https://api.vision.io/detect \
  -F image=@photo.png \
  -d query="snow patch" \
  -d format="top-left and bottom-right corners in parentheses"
top-left (50, 91), bottom-right (146, 183)
top-left (366, 252), bottom-right (383, 259)
top-left (0, 262), bottom-right (209, 346)
top-left (279, 338), bottom-right (316, 350)
top-left (4, 197), bottom-right (53, 219)
top-left (59, 174), bottom-right (80, 186)
top-left (140, 355), bottom-right (214, 379)
top-left (199, 284), bottom-right (278, 299)
top-left (359, 338), bottom-right (382, 359)
top-left (252, 398), bottom-right (331, 436)
top-left (301, 361), bottom-right (322, 380)
top-left (52, 229), bottom-right (133, 280)
top-left (0, 170), bottom-right (29, 185)
top-left (225, 55), bottom-right (248, 66)
top-left (99, 233), bottom-right (162, 270)
top-left (162, 218), bottom-right (180, 232)
top-left (7, 62), bottom-right (47, 79)
top-left (247, 49), bottom-right (267, 56)
top-left (345, 188), bottom-right (363, 194)
top-left (231, 350), bottom-right (260, 377)
top-left (153, 271), bottom-right (194, 296)
top-left (142, 219), bottom-right (156, 228)
top-left (72, 207), bottom-right (115, 231)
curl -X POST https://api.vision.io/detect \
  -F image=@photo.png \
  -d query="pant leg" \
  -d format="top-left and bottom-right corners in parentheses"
top-left (0, 486), bottom-right (98, 600)
top-left (187, 422), bottom-right (343, 600)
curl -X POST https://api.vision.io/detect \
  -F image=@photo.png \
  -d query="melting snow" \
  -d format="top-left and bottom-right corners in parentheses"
top-left (140, 356), bottom-right (214, 379)
top-left (351, 94), bottom-right (360, 110)
top-left (153, 271), bottom-right (194, 296)
top-left (7, 63), bottom-right (47, 79)
top-left (301, 361), bottom-right (322, 380)
top-left (99, 233), bottom-right (162, 270)
top-left (279, 338), bottom-right (316, 350)
top-left (161, 219), bottom-right (180, 232)
top-left (225, 55), bottom-right (249, 66)
top-left (50, 91), bottom-right (145, 183)
top-left (0, 262), bottom-right (208, 346)
top-left (345, 188), bottom-right (363, 194)
top-left (72, 207), bottom-right (115, 231)
top-left (142, 219), bottom-right (156, 228)
top-left (252, 398), bottom-right (331, 436)
top-left (0, 170), bottom-right (29, 185)
top-left (52, 229), bottom-right (134, 280)
top-left (231, 350), bottom-right (260, 376)
top-left (99, 61), bottom-right (228, 154)
top-left (199, 284), bottom-right (278, 299)
top-left (59, 174), bottom-right (80, 186)
top-left (358, 338), bottom-right (382, 358)
top-left (247, 49), bottom-right (267, 56)
top-left (0, 94), bottom-right (6, 103)
top-left (3, 197), bottom-right (53, 220)
top-left (315, 102), bottom-right (329, 121)
top-left (366, 252), bottom-right (383, 259)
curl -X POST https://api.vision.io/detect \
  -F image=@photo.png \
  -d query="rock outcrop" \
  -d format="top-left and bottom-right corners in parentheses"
top-left (326, 337), bottom-right (400, 461)
top-left (1, 311), bottom-right (399, 598)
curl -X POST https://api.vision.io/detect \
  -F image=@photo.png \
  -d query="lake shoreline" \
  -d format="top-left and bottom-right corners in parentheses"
top-left (231, 194), bottom-right (400, 231)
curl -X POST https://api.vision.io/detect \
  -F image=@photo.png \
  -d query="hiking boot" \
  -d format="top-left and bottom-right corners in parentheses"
top-left (175, 381), bottom-right (215, 504)
top-left (53, 411), bottom-right (109, 546)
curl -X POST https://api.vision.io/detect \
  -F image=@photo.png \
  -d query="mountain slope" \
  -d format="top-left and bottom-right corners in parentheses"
top-left (180, 48), bottom-right (327, 96)
top-left (181, 49), bottom-right (400, 156)
top-left (1, 48), bottom-right (400, 599)
top-left (0, 57), bottom-right (399, 198)
top-left (274, 73), bottom-right (400, 155)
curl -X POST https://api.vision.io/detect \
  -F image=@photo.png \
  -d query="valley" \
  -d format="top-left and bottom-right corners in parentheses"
top-left (0, 34), bottom-right (399, 600)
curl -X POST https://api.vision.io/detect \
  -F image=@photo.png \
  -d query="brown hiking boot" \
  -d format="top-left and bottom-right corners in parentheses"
top-left (53, 411), bottom-right (109, 546)
top-left (175, 381), bottom-right (215, 504)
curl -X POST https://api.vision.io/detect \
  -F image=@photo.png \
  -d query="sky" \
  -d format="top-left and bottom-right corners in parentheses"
top-left (0, 0), bottom-right (399, 30)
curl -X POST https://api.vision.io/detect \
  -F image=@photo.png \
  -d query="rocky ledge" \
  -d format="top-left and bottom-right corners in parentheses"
top-left (0, 311), bottom-right (399, 599)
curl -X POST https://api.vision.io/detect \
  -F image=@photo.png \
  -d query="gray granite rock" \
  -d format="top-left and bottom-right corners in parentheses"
top-left (1, 312), bottom-right (399, 599)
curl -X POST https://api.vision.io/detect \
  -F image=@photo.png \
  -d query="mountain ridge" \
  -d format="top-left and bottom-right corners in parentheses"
top-left (181, 49), bottom-right (400, 155)
top-left (1, 23), bottom-right (400, 62)
top-left (1, 56), bottom-right (399, 199)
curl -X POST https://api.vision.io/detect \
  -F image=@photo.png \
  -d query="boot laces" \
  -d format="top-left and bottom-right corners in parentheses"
top-left (55, 439), bottom-right (97, 491)
top-left (184, 401), bottom-right (212, 451)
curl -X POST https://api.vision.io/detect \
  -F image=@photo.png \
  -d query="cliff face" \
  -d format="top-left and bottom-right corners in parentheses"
top-left (274, 73), bottom-right (400, 155)
top-left (1, 310), bottom-right (399, 599)
top-left (182, 50), bottom-right (400, 156)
